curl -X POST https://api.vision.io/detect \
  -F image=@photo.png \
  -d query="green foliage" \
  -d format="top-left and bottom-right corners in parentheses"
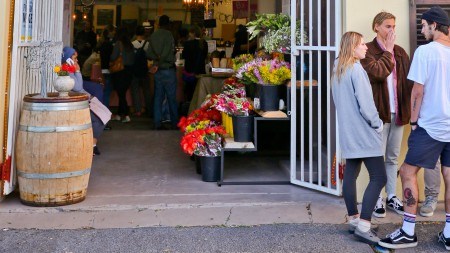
top-left (246, 14), bottom-right (291, 40)
top-left (246, 13), bottom-right (308, 54)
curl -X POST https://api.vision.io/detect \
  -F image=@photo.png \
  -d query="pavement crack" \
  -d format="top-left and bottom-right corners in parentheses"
top-left (91, 213), bottom-right (96, 228)
top-left (225, 207), bottom-right (233, 225)
top-left (306, 203), bottom-right (313, 224)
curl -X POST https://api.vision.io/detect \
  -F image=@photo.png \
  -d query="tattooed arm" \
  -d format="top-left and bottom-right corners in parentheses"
top-left (410, 83), bottom-right (424, 130)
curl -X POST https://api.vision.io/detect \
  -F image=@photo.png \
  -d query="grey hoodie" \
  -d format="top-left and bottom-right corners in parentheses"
top-left (331, 60), bottom-right (383, 159)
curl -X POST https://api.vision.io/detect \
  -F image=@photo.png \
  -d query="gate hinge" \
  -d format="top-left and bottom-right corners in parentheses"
top-left (1, 156), bottom-right (12, 182)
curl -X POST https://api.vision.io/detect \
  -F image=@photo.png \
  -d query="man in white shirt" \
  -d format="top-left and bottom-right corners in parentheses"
top-left (379, 6), bottom-right (450, 250)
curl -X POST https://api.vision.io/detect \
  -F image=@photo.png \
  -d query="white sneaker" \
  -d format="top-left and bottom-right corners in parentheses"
top-left (111, 115), bottom-right (121, 121)
top-left (373, 196), bottom-right (386, 218)
top-left (419, 196), bottom-right (437, 217)
top-left (121, 116), bottom-right (131, 123)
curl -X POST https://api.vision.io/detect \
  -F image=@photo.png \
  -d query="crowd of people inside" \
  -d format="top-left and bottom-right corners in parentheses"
top-left (66, 15), bottom-right (217, 155)
top-left (67, 14), bottom-right (259, 156)
top-left (333, 6), bottom-right (450, 250)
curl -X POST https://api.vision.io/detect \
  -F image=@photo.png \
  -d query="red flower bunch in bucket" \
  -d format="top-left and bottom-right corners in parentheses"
top-left (180, 125), bottom-right (226, 156)
top-left (178, 107), bottom-right (222, 133)
top-left (179, 101), bottom-right (225, 156)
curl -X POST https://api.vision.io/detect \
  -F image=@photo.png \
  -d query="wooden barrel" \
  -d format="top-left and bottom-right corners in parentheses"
top-left (15, 93), bottom-right (93, 206)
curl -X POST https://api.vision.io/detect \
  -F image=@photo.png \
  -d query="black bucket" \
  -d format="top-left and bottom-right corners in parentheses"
top-left (232, 114), bottom-right (254, 142)
top-left (257, 84), bottom-right (279, 111)
top-left (200, 156), bottom-right (221, 182)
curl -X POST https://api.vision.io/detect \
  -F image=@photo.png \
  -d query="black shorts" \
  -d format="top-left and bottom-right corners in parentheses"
top-left (405, 126), bottom-right (450, 169)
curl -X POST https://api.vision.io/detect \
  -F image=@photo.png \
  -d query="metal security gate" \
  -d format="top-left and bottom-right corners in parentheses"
top-left (289, 0), bottom-right (342, 195)
top-left (2, 0), bottom-right (64, 196)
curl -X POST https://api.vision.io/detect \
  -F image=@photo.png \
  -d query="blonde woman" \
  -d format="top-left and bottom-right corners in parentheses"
top-left (331, 31), bottom-right (386, 245)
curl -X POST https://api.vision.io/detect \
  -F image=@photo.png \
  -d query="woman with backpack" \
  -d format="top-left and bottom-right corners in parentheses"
top-left (110, 27), bottom-right (134, 123)
top-left (131, 25), bottom-right (152, 118)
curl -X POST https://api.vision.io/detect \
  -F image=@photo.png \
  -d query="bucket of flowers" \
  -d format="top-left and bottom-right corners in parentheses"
top-left (211, 79), bottom-right (255, 142)
top-left (235, 58), bottom-right (291, 111)
top-left (180, 121), bottom-right (226, 182)
top-left (178, 107), bottom-right (222, 133)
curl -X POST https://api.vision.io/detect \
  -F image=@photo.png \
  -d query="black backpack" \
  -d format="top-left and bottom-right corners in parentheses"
top-left (133, 40), bottom-right (149, 77)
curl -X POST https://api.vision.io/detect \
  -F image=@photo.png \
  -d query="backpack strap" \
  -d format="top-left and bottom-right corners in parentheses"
top-left (140, 40), bottom-right (148, 50)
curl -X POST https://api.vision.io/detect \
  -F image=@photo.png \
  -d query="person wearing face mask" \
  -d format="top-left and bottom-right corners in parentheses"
top-left (332, 31), bottom-right (386, 245)
top-left (360, 11), bottom-right (413, 218)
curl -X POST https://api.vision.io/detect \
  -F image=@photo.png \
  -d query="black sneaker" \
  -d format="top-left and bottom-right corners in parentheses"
top-left (386, 196), bottom-right (404, 215)
top-left (378, 228), bottom-right (418, 249)
top-left (93, 146), bottom-right (101, 156)
top-left (438, 231), bottom-right (450, 250)
top-left (373, 197), bottom-right (386, 218)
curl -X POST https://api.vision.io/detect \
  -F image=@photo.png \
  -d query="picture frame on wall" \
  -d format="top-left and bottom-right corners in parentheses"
top-left (97, 9), bottom-right (114, 26)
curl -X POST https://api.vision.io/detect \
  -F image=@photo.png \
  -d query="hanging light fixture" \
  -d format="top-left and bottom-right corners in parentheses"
top-left (183, 0), bottom-right (205, 9)
top-left (206, 0), bottom-right (231, 8)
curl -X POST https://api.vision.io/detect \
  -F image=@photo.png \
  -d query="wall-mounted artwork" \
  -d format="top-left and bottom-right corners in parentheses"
top-left (97, 9), bottom-right (114, 26)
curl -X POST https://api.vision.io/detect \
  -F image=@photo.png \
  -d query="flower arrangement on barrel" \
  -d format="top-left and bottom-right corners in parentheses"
top-left (54, 63), bottom-right (76, 76)
top-left (53, 63), bottom-right (77, 97)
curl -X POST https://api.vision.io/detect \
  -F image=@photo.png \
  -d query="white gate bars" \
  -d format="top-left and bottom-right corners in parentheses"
top-left (4, 0), bottom-right (64, 195)
top-left (289, 0), bottom-right (342, 195)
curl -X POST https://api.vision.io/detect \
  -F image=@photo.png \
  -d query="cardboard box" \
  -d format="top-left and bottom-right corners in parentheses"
top-left (211, 67), bottom-right (234, 77)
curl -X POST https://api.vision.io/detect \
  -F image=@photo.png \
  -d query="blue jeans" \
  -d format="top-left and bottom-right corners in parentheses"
top-left (131, 74), bottom-right (152, 115)
top-left (154, 69), bottom-right (178, 128)
top-left (102, 73), bottom-right (113, 107)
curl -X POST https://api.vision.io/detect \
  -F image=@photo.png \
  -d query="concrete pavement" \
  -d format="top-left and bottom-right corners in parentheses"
top-left (1, 116), bottom-right (449, 252)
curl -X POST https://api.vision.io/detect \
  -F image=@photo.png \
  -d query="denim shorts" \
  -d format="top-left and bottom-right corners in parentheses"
top-left (405, 126), bottom-right (450, 169)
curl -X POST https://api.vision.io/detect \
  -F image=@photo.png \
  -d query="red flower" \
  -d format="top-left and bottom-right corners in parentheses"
top-left (61, 63), bottom-right (76, 73)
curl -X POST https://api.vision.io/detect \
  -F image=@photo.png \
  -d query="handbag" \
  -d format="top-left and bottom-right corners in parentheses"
top-left (109, 55), bottom-right (124, 73)
top-left (109, 44), bottom-right (124, 73)
top-left (90, 62), bottom-right (104, 83)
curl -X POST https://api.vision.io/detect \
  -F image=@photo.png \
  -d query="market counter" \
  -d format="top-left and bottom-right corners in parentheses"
top-left (188, 75), bottom-right (227, 114)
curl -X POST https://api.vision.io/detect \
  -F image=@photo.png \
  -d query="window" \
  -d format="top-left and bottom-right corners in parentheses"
top-left (409, 0), bottom-right (450, 56)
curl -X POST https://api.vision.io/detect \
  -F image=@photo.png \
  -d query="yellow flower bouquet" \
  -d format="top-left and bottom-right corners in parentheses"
top-left (235, 58), bottom-right (291, 85)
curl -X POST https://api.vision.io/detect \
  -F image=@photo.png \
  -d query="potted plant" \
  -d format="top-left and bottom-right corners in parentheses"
top-left (178, 106), bottom-right (223, 180)
top-left (53, 63), bottom-right (76, 97)
top-left (211, 79), bottom-right (255, 142)
top-left (235, 58), bottom-right (291, 111)
top-left (246, 13), bottom-right (309, 54)
top-left (180, 124), bottom-right (226, 182)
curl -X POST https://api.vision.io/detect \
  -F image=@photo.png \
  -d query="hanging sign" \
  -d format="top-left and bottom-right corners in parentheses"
top-left (20, 0), bottom-right (33, 42)
top-left (232, 0), bottom-right (257, 19)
